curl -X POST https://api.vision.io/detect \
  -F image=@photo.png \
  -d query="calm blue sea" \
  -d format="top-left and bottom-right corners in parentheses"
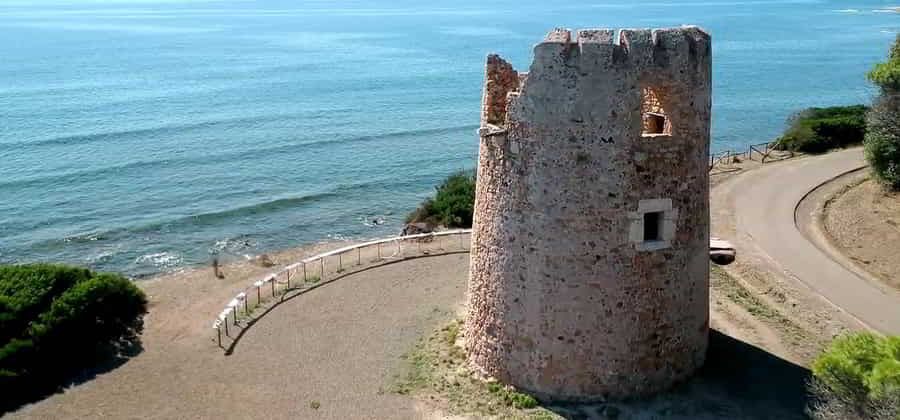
top-left (0, 0), bottom-right (897, 277)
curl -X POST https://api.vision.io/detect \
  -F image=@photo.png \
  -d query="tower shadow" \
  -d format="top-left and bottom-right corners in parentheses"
top-left (545, 329), bottom-right (811, 419)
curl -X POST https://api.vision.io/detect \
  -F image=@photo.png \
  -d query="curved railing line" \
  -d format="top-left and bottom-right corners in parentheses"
top-left (212, 229), bottom-right (472, 346)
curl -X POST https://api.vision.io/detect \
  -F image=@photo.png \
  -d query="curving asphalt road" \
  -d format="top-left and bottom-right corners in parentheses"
top-left (720, 148), bottom-right (900, 334)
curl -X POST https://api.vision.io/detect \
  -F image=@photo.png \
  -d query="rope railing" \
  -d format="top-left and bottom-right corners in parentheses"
top-left (212, 229), bottom-right (472, 347)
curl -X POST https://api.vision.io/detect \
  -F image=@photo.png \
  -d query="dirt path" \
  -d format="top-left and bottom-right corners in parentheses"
top-left (10, 251), bottom-right (469, 419)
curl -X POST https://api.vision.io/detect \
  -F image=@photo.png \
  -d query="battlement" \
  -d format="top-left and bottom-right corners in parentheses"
top-left (537, 26), bottom-right (710, 51)
top-left (481, 26), bottom-right (711, 143)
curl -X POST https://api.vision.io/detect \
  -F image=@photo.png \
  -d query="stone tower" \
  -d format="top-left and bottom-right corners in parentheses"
top-left (466, 27), bottom-right (711, 401)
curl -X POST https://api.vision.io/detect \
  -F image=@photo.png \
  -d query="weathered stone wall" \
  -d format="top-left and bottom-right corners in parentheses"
top-left (466, 27), bottom-right (712, 401)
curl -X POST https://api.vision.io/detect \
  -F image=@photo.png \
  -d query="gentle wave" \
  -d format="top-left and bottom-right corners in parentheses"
top-left (0, 109), bottom-right (349, 149)
top-left (183, 193), bottom-right (341, 226)
top-left (25, 178), bottom-right (388, 252)
top-left (0, 124), bottom-right (478, 191)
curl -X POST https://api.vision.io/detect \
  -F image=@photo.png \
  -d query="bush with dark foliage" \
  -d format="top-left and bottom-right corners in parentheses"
top-left (406, 171), bottom-right (476, 228)
top-left (0, 264), bottom-right (147, 412)
top-left (865, 34), bottom-right (900, 191)
top-left (774, 105), bottom-right (869, 154)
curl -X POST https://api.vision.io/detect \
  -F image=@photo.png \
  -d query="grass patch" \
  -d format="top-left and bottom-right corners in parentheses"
top-left (488, 382), bottom-right (539, 409)
top-left (710, 265), bottom-right (811, 347)
top-left (392, 319), bottom-right (559, 419)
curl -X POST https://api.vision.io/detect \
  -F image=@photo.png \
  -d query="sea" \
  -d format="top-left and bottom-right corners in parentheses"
top-left (0, 0), bottom-right (897, 277)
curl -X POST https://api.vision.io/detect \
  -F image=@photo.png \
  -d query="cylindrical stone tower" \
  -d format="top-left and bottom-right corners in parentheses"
top-left (466, 27), bottom-right (711, 401)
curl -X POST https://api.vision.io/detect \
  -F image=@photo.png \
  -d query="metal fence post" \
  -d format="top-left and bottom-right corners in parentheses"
top-left (303, 262), bottom-right (307, 282)
top-left (286, 270), bottom-right (291, 289)
top-left (271, 279), bottom-right (275, 297)
top-left (320, 258), bottom-right (325, 279)
top-left (357, 247), bottom-right (361, 265)
top-left (377, 243), bottom-right (382, 259)
top-left (339, 253), bottom-right (343, 272)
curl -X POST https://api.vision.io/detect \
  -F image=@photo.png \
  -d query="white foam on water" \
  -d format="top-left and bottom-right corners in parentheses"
top-left (135, 251), bottom-right (183, 268)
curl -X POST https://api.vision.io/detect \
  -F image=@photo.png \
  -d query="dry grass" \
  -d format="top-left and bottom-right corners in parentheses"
top-left (824, 175), bottom-right (900, 291)
top-left (392, 319), bottom-right (554, 419)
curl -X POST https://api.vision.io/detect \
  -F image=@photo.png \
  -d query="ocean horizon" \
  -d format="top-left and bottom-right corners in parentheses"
top-left (1, 0), bottom-right (897, 277)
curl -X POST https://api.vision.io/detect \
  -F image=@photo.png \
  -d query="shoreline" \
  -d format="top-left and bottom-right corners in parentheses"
top-left (137, 236), bottom-right (356, 282)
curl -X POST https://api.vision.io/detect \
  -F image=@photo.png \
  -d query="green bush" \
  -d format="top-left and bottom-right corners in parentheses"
top-left (865, 96), bottom-right (900, 190)
top-left (774, 105), bottom-right (868, 153)
top-left (0, 264), bottom-right (147, 412)
top-left (406, 171), bottom-right (476, 228)
top-left (865, 35), bottom-right (900, 191)
top-left (868, 35), bottom-right (900, 92)
top-left (487, 382), bottom-right (539, 409)
top-left (809, 332), bottom-right (900, 419)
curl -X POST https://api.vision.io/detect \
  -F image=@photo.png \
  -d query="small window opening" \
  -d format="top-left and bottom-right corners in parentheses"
top-left (644, 113), bottom-right (666, 135)
top-left (641, 87), bottom-right (670, 136)
top-left (643, 211), bottom-right (662, 241)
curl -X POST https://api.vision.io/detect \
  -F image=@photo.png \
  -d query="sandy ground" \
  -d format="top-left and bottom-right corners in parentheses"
top-left (5, 151), bottom-right (856, 419)
top-left (8, 238), bottom-right (471, 419)
top-left (823, 174), bottom-right (900, 291)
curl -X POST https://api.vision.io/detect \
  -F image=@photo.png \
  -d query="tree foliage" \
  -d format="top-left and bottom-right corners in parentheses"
top-left (406, 171), bottom-right (476, 228)
top-left (867, 34), bottom-right (900, 92)
top-left (809, 332), bottom-right (900, 419)
top-left (0, 264), bottom-right (147, 412)
top-left (774, 105), bottom-right (869, 153)
top-left (865, 35), bottom-right (900, 190)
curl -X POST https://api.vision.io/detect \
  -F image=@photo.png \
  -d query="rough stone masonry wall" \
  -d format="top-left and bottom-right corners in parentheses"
top-left (466, 27), bottom-right (712, 401)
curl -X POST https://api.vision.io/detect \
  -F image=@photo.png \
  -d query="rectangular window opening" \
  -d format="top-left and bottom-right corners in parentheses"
top-left (642, 113), bottom-right (667, 135)
top-left (643, 211), bottom-right (663, 241)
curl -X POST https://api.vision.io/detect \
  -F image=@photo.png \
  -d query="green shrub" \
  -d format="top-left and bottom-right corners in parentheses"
top-left (868, 35), bottom-right (900, 92)
top-left (809, 332), bottom-right (900, 419)
top-left (0, 264), bottom-right (146, 412)
top-left (865, 35), bottom-right (900, 191)
top-left (865, 96), bottom-right (900, 190)
top-left (406, 171), bottom-right (476, 228)
top-left (487, 382), bottom-right (539, 409)
top-left (774, 105), bottom-right (868, 153)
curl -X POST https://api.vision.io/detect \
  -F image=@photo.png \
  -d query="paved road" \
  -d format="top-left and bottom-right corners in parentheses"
top-left (721, 148), bottom-right (900, 334)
